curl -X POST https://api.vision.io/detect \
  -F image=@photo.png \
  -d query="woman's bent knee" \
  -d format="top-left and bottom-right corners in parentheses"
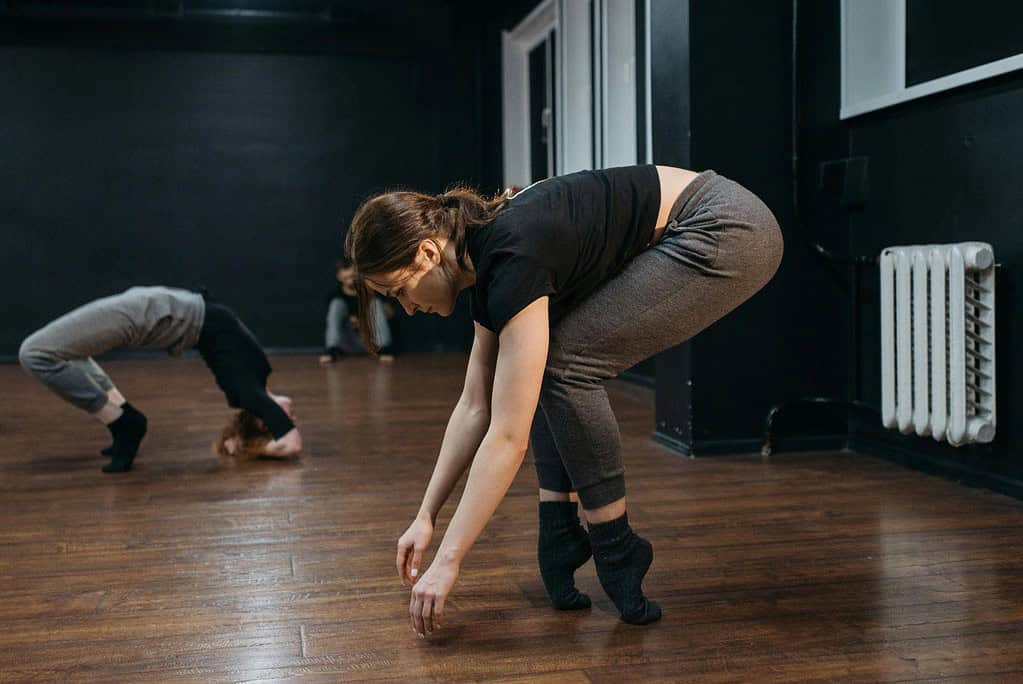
top-left (18, 335), bottom-right (50, 373)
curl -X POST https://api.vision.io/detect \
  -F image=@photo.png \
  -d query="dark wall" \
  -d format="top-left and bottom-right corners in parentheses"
top-left (0, 12), bottom-right (480, 357)
top-left (645, 0), bottom-right (1023, 493)
top-left (846, 67), bottom-right (1023, 489)
top-left (650, 0), bottom-right (692, 449)
top-left (791, 1), bottom-right (1023, 494)
top-left (656, 0), bottom-right (848, 453)
top-left (906, 0), bottom-right (1023, 86)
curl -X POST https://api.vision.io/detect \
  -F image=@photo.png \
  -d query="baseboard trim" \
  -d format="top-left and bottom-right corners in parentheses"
top-left (849, 433), bottom-right (1023, 500)
top-left (651, 431), bottom-right (693, 456)
top-left (651, 432), bottom-right (848, 457)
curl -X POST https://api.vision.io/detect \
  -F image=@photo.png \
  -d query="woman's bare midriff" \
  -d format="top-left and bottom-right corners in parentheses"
top-left (649, 165), bottom-right (700, 246)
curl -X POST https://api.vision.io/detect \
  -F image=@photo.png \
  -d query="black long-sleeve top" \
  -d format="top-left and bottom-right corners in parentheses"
top-left (194, 302), bottom-right (295, 439)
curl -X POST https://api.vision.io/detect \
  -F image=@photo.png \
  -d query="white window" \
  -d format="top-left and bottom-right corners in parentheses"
top-left (841, 0), bottom-right (1023, 119)
top-left (503, 0), bottom-right (652, 188)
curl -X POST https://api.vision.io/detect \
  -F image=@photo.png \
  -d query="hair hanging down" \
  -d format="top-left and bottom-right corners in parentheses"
top-left (215, 409), bottom-right (272, 458)
top-left (343, 184), bottom-right (511, 353)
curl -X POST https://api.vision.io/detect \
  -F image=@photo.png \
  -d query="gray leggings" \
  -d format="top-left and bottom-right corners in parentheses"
top-left (326, 297), bottom-right (392, 352)
top-left (18, 286), bottom-right (205, 414)
top-left (530, 170), bottom-right (784, 509)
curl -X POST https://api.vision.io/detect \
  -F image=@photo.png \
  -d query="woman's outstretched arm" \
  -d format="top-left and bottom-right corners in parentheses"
top-left (396, 323), bottom-right (499, 584)
top-left (408, 297), bottom-right (549, 636)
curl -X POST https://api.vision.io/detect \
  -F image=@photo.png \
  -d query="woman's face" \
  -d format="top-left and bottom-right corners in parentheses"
top-left (366, 239), bottom-right (458, 316)
top-left (336, 267), bottom-right (356, 290)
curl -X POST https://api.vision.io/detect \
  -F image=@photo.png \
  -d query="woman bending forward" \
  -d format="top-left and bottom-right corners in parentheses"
top-left (344, 165), bottom-right (782, 635)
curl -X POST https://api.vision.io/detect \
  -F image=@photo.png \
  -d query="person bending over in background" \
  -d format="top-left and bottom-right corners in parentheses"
top-left (19, 286), bottom-right (302, 472)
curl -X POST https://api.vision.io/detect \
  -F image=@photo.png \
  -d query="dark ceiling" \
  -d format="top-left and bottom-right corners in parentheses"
top-left (0, 1), bottom-right (476, 24)
top-left (0, 0), bottom-right (498, 55)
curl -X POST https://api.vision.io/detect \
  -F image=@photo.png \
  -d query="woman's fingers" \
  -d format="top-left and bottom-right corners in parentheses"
top-left (408, 566), bottom-right (453, 637)
top-left (410, 592), bottom-right (424, 636)
top-left (404, 548), bottom-right (416, 583)
top-left (396, 541), bottom-right (411, 584)
top-left (421, 595), bottom-right (434, 635)
top-left (434, 594), bottom-right (445, 630)
top-left (409, 593), bottom-right (417, 634)
top-left (410, 544), bottom-right (424, 581)
top-left (411, 587), bottom-right (437, 637)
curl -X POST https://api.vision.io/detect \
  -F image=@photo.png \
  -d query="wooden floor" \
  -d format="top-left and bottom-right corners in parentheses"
top-left (3, 354), bottom-right (1023, 682)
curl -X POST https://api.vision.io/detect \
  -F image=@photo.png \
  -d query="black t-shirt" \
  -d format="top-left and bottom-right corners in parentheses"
top-left (195, 302), bottom-right (295, 440)
top-left (466, 164), bottom-right (660, 333)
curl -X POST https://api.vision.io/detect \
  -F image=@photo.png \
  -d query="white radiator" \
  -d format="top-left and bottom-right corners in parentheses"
top-left (880, 242), bottom-right (996, 446)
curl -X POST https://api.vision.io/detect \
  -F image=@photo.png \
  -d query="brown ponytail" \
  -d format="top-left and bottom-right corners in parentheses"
top-left (344, 184), bottom-right (509, 353)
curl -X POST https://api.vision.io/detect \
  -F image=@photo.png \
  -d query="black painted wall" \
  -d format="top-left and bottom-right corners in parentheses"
top-left (785, 0), bottom-right (1023, 496)
top-left (648, 0), bottom-right (1023, 496)
top-left (650, 0), bottom-right (693, 449)
top-left (0, 9), bottom-right (481, 357)
top-left (688, 0), bottom-right (847, 451)
top-left (844, 70), bottom-right (1023, 488)
top-left (653, 0), bottom-right (849, 455)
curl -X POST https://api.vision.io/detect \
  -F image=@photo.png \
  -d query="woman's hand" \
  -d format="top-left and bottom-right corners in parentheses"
top-left (409, 557), bottom-right (459, 637)
top-left (396, 513), bottom-right (434, 585)
top-left (269, 392), bottom-right (296, 419)
top-left (260, 428), bottom-right (303, 458)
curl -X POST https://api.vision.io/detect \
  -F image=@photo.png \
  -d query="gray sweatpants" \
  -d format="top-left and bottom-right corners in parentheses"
top-left (18, 286), bottom-right (205, 414)
top-left (530, 170), bottom-right (784, 509)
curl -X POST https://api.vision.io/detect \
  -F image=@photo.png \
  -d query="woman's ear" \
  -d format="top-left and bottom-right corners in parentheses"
top-left (419, 238), bottom-right (442, 266)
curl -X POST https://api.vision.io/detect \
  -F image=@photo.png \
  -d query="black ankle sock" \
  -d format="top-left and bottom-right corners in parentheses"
top-left (102, 403), bottom-right (147, 473)
top-left (588, 512), bottom-right (661, 625)
top-left (537, 501), bottom-right (592, 610)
